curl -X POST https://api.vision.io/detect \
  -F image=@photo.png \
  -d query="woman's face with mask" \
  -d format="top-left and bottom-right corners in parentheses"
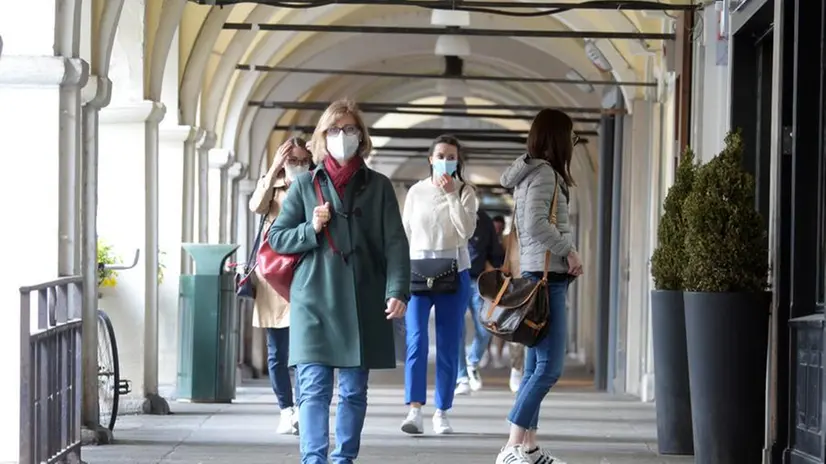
top-left (430, 142), bottom-right (460, 177)
top-left (325, 113), bottom-right (362, 162)
top-left (284, 143), bottom-right (311, 181)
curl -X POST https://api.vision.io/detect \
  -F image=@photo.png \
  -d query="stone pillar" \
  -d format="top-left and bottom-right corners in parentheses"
top-left (180, 127), bottom-right (203, 274)
top-left (236, 178), bottom-right (256, 379)
top-left (80, 75), bottom-right (113, 444)
top-left (97, 101), bottom-right (159, 412)
top-left (0, 54), bottom-right (87, 464)
top-left (158, 125), bottom-right (192, 388)
top-left (209, 148), bottom-right (233, 243)
top-left (197, 132), bottom-right (217, 242)
top-left (142, 102), bottom-right (170, 415)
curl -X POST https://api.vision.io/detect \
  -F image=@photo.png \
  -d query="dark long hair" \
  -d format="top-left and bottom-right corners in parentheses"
top-left (428, 134), bottom-right (472, 196)
top-left (526, 109), bottom-right (576, 187)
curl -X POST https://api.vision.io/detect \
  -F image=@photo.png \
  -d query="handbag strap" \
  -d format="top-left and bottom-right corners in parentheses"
top-left (312, 177), bottom-right (341, 256)
top-left (502, 171), bottom-right (560, 281)
top-left (245, 192), bottom-right (275, 270)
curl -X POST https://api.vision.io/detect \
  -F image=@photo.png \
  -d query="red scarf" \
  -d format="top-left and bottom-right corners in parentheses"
top-left (324, 155), bottom-right (364, 198)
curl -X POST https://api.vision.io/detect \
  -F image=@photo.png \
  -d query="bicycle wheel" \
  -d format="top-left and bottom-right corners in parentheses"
top-left (97, 309), bottom-right (120, 431)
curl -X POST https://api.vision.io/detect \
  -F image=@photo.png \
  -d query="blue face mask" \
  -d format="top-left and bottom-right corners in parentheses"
top-left (432, 159), bottom-right (458, 176)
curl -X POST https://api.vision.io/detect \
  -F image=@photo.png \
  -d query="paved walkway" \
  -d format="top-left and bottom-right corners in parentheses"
top-left (82, 366), bottom-right (693, 464)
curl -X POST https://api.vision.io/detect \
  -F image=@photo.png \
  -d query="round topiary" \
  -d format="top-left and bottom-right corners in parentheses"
top-left (682, 131), bottom-right (768, 293)
top-left (651, 147), bottom-right (697, 291)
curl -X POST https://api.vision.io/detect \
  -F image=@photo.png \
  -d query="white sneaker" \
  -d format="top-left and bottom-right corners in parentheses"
top-left (401, 408), bottom-right (424, 435)
top-left (468, 365), bottom-right (483, 391)
top-left (277, 406), bottom-right (297, 435)
top-left (509, 368), bottom-right (523, 393)
top-left (525, 446), bottom-right (567, 464)
top-left (496, 445), bottom-right (531, 464)
top-left (432, 409), bottom-right (453, 434)
top-left (455, 378), bottom-right (472, 395)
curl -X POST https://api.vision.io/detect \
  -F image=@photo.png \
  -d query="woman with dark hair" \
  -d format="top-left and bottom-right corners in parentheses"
top-left (400, 134), bottom-right (478, 435)
top-left (495, 109), bottom-right (583, 464)
top-left (248, 136), bottom-right (311, 435)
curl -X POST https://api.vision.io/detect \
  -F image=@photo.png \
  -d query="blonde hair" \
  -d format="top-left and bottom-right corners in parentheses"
top-left (309, 99), bottom-right (373, 164)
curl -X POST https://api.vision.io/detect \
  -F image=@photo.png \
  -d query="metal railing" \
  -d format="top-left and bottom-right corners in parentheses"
top-left (19, 276), bottom-right (83, 464)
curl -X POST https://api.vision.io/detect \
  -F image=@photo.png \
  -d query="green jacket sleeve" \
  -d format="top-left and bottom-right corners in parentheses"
top-left (381, 178), bottom-right (411, 303)
top-left (268, 176), bottom-right (320, 254)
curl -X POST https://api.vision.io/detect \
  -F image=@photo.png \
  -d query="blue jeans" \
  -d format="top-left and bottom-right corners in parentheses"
top-left (405, 270), bottom-right (471, 410)
top-left (296, 364), bottom-right (369, 464)
top-left (266, 328), bottom-right (299, 409)
top-left (507, 273), bottom-right (568, 430)
top-left (457, 279), bottom-right (492, 378)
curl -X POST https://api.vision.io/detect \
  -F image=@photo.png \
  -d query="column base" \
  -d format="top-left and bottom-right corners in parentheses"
top-left (141, 393), bottom-right (171, 415)
top-left (80, 425), bottom-right (113, 446)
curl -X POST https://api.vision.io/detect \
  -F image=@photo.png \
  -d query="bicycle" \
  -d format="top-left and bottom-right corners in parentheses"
top-left (96, 250), bottom-right (138, 431)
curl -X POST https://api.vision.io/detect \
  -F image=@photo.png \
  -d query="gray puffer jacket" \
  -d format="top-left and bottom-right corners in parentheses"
top-left (500, 154), bottom-right (575, 274)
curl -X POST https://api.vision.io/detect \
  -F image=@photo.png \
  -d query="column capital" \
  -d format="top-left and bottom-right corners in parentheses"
top-left (159, 125), bottom-right (193, 143)
top-left (186, 126), bottom-right (205, 145)
top-left (238, 179), bottom-right (257, 195)
top-left (0, 56), bottom-right (87, 87)
top-left (209, 148), bottom-right (233, 169)
top-left (228, 162), bottom-right (246, 179)
top-left (82, 75), bottom-right (112, 109)
top-left (100, 100), bottom-right (165, 125)
top-left (147, 101), bottom-right (166, 124)
top-left (198, 131), bottom-right (217, 152)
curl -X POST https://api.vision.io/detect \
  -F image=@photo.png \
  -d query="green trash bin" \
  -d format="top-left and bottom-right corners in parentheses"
top-left (177, 243), bottom-right (240, 403)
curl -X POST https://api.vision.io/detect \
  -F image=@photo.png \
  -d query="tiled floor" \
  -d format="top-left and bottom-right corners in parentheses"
top-left (82, 365), bottom-right (694, 464)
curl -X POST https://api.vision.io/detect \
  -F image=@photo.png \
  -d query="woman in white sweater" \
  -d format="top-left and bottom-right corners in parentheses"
top-left (400, 135), bottom-right (479, 435)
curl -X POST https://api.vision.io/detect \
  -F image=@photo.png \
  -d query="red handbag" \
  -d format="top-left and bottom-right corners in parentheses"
top-left (257, 177), bottom-right (338, 302)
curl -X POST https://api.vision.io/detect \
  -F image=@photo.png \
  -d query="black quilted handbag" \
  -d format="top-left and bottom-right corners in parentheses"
top-left (410, 258), bottom-right (458, 294)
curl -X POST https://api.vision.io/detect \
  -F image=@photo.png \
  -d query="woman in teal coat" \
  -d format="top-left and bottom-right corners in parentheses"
top-left (268, 99), bottom-right (410, 464)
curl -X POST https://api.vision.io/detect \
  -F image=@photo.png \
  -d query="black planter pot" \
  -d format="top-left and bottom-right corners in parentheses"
top-left (684, 291), bottom-right (771, 464)
top-left (651, 290), bottom-right (693, 455)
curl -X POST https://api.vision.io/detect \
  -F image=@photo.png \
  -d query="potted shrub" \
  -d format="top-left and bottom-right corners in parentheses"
top-left (682, 131), bottom-right (770, 463)
top-left (649, 146), bottom-right (696, 455)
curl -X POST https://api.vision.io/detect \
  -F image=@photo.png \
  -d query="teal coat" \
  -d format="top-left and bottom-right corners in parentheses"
top-left (268, 163), bottom-right (410, 369)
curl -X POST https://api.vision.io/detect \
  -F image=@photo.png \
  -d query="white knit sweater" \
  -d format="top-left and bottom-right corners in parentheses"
top-left (402, 178), bottom-right (478, 270)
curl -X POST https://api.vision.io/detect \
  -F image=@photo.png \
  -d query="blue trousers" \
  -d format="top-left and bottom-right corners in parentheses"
top-left (296, 364), bottom-right (369, 464)
top-left (457, 278), bottom-right (492, 378)
top-left (507, 273), bottom-right (568, 430)
top-left (404, 270), bottom-right (470, 410)
top-left (265, 327), bottom-right (299, 409)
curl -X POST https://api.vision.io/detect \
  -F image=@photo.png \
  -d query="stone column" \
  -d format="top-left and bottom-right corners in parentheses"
top-left (80, 75), bottom-right (113, 444)
top-left (0, 54), bottom-right (87, 464)
top-left (97, 101), bottom-right (159, 413)
top-left (197, 132), bottom-right (217, 242)
top-left (158, 125), bottom-right (193, 388)
top-left (142, 102), bottom-right (170, 415)
top-left (208, 148), bottom-right (233, 243)
top-left (180, 127), bottom-right (203, 274)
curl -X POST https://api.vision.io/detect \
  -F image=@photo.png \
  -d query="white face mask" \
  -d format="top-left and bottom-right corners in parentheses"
top-left (284, 164), bottom-right (309, 181)
top-left (326, 133), bottom-right (360, 161)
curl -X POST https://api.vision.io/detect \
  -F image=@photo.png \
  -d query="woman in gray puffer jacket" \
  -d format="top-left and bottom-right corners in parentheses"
top-left (494, 109), bottom-right (584, 464)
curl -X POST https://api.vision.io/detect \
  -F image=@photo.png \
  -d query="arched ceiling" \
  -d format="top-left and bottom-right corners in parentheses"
top-left (154, 0), bottom-right (681, 181)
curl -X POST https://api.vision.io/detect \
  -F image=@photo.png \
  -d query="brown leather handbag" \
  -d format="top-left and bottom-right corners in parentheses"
top-left (477, 175), bottom-right (560, 347)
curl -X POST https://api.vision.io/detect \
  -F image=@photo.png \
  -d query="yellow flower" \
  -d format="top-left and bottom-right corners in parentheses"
top-left (100, 276), bottom-right (117, 288)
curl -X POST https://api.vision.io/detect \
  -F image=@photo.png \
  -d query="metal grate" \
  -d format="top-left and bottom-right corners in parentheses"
top-left (19, 276), bottom-right (83, 464)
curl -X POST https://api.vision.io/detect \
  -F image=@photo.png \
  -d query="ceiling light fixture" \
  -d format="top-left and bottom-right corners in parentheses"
top-left (431, 10), bottom-right (471, 57)
top-left (584, 39), bottom-right (613, 72)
